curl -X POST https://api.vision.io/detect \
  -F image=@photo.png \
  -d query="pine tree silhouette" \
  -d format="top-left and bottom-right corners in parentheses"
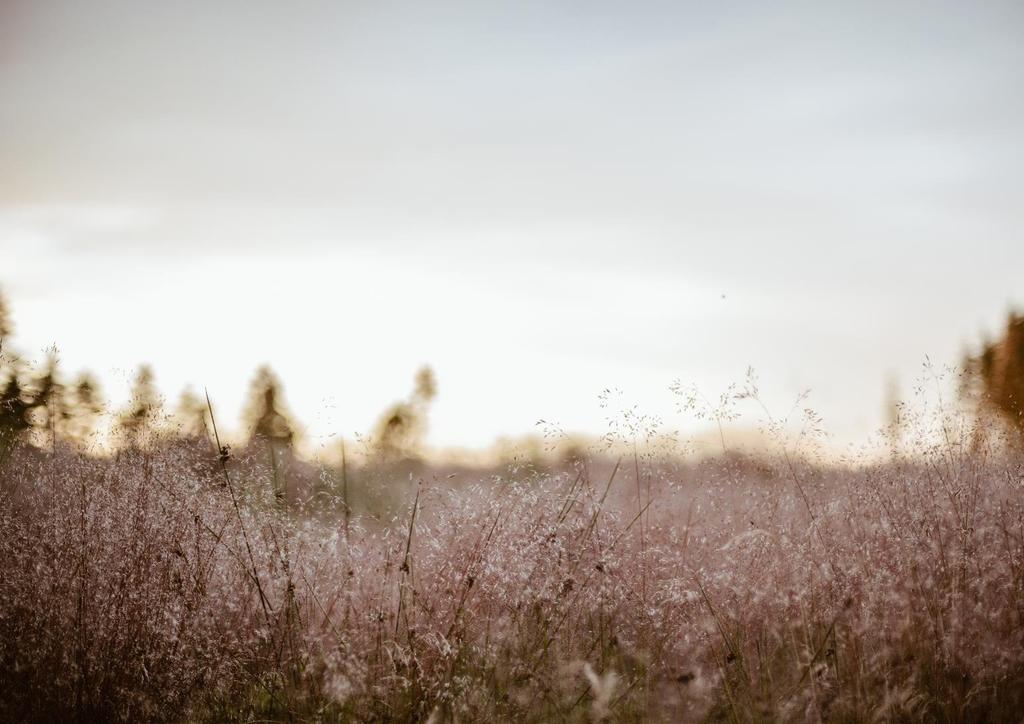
top-left (967, 311), bottom-right (1024, 441)
top-left (118, 365), bottom-right (162, 448)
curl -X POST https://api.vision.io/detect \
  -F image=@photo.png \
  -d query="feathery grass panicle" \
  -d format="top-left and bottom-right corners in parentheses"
top-left (1, 377), bottom-right (1023, 722)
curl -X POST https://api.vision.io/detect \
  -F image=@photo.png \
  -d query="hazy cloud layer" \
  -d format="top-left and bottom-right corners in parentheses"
top-left (2, 0), bottom-right (1022, 446)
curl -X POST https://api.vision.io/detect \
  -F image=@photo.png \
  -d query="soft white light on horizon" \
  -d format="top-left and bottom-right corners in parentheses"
top-left (2, 0), bottom-right (1022, 450)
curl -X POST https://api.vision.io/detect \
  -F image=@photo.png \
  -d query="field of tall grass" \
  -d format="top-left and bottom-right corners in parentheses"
top-left (2, 386), bottom-right (1024, 723)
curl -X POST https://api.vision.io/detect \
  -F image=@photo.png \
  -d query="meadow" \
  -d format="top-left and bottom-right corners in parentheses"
top-left (2, 377), bottom-right (1023, 723)
top-left (5, 1), bottom-right (1024, 718)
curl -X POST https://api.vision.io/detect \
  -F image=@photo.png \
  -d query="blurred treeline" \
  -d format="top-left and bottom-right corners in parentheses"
top-left (5, 284), bottom-right (1023, 501)
top-left (0, 289), bottom-right (479, 518)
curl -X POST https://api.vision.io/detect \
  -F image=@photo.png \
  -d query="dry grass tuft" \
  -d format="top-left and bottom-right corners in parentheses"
top-left (1, 396), bottom-right (1024, 722)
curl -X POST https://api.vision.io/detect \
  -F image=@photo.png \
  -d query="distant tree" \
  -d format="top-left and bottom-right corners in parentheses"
top-left (413, 366), bottom-right (436, 405)
top-left (0, 287), bottom-right (23, 457)
top-left (243, 365), bottom-right (295, 447)
top-left (175, 387), bottom-right (210, 440)
top-left (64, 372), bottom-right (104, 447)
top-left (27, 352), bottom-right (65, 449)
top-left (0, 287), bottom-right (12, 341)
top-left (0, 293), bottom-right (100, 454)
top-left (242, 365), bottom-right (298, 501)
top-left (0, 352), bottom-right (67, 455)
top-left (0, 292), bottom-right (60, 455)
top-left (118, 365), bottom-right (162, 448)
top-left (372, 365), bottom-right (437, 462)
top-left (0, 362), bottom-right (30, 460)
top-left (965, 311), bottom-right (1024, 442)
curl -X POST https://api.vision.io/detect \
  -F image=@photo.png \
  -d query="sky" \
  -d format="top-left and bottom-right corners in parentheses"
top-left (1, 0), bottom-right (1022, 452)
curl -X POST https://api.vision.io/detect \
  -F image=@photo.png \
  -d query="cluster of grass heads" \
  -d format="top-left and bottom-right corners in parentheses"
top-left (1, 401), bottom-right (1024, 723)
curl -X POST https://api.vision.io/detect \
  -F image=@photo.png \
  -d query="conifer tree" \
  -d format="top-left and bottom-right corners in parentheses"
top-left (118, 365), bottom-right (162, 448)
top-left (175, 387), bottom-right (210, 440)
top-left (65, 372), bottom-right (103, 447)
top-left (373, 365), bottom-right (437, 462)
top-left (0, 364), bottom-right (30, 459)
top-left (242, 365), bottom-right (297, 501)
top-left (0, 287), bottom-right (12, 342)
top-left (28, 352), bottom-right (65, 449)
top-left (0, 289), bottom-right (30, 457)
top-left (967, 311), bottom-right (1024, 440)
top-left (243, 365), bottom-right (295, 447)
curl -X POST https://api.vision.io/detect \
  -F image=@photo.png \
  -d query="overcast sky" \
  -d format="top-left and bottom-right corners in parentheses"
top-left (1, 0), bottom-right (1022, 450)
